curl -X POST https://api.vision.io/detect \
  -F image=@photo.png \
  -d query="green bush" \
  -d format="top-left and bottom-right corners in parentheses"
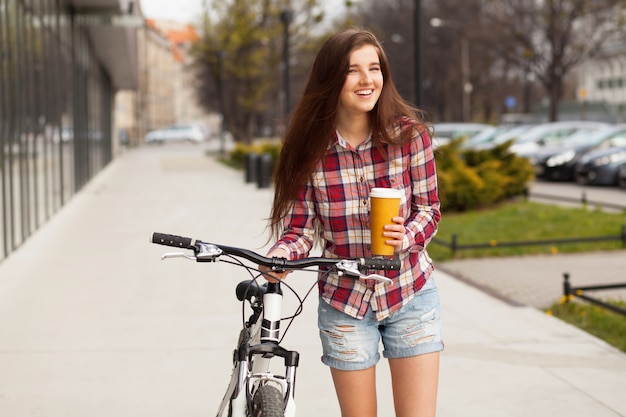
top-left (435, 139), bottom-right (534, 212)
top-left (228, 140), bottom-right (282, 169)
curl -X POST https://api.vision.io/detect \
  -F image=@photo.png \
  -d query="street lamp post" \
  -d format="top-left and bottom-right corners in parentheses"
top-left (217, 51), bottom-right (226, 158)
top-left (280, 9), bottom-right (293, 119)
top-left (430, 17), bottom-right (472, 122)
top-left (414, 0), bottom-right (423, 106)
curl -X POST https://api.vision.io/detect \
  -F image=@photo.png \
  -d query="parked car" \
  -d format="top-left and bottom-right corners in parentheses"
top-left (530, 124), bottom-right (626, 181)
top-left (618, 163), bottom-right (626, 189)
top-left (145, 124), bottom-right (206, 144)
top-left (461, 124), bottom-right (536, 150)
top-left (574, 146), bottom-right (626, 186)
top-left (432, 122), bottom-right (492, 148)
top-left (509, 121), bottom-right (610, 155)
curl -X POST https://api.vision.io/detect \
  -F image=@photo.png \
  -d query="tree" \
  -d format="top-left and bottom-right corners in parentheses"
top-left (191, 0), bottom-right (325, 143)
top-left (345, 0), bottom-right (626, 123)
top-left (479, 0), bottom-right (626, 121)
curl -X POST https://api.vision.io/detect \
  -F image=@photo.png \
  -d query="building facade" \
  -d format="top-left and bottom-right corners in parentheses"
top-left (0, 0), bottom-right (138, 261)
top-left (115, 18), bottom-right (215, 146)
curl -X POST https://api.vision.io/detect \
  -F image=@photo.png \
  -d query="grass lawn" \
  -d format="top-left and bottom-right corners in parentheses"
top-left (429, 200), bottom-right (626, 262)
top-left (548, 299), bottom-right (626, 353)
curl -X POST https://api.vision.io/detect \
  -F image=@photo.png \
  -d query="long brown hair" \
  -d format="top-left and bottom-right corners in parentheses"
top-left (269, 28), bottom-right (430, 239)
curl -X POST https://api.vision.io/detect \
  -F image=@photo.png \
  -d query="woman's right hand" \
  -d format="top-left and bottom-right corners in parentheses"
top-left (259, 247), bottom-right (291, 283)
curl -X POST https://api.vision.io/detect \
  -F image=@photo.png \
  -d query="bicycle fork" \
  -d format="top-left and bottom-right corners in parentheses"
top-left (228, 283), bottom-right (299, 417)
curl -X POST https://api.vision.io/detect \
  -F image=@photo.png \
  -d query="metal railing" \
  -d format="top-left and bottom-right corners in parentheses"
top-left (562, 273), bottom-right (626, 317)
top-left (432, 224), bottom-right (626, 256)
top-left (1, 0), bottom-right (114, 262)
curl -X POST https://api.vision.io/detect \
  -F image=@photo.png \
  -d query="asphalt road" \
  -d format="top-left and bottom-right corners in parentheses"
top-left (528, 179), bottom-right (626, 211)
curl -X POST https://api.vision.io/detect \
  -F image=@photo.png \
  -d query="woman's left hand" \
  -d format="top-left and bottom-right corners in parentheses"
top-left (384, 216), bottom-right (406, 253)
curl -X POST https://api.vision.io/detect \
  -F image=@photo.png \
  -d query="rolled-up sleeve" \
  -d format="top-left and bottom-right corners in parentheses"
top-left (270, 184), bottom-right (316, 260)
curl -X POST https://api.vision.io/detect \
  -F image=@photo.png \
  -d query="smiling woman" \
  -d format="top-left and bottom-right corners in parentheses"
top-left (264, 28), bottom-right (442, 417)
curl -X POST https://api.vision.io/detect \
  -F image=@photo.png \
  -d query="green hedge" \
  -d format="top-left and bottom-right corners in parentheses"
top-left (228, 141), bottom-right (282, 169)
top-left (435, 139), bottom-right (534, 212)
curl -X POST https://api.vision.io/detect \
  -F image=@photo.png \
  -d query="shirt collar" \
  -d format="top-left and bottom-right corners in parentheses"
top-left (333, 129), bottom-right (373, 150)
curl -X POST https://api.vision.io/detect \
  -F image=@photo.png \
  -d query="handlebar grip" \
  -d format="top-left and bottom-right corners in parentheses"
top-left (361, 257), bottom-right (401, 271)
top-left (151, 232), bottom-right (195, 249)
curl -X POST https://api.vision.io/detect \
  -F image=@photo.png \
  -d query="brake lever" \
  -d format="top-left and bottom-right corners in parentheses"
top-left (335, 260), bottom-right (393, 285)
top-left (161, 252), bottom-right (196, 261)
top-left (360, 274), bottom-right (393, 285)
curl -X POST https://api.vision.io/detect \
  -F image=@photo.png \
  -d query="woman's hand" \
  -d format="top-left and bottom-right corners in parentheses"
top-left (259, 247), bottom-right (292, 283)
top-left (383, 216), bottom-right (406, 253)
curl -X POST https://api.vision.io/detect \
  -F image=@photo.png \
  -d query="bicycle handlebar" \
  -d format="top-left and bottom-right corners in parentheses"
top-left (151, 232), bottom-right (401, 273)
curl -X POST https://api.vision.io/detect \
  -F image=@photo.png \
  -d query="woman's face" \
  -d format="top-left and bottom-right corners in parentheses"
top-left (337, 44), bottom-right (383, 118)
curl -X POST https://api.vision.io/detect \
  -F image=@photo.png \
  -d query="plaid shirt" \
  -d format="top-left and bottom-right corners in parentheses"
top-left (272, 120), bottom-right (441, 321)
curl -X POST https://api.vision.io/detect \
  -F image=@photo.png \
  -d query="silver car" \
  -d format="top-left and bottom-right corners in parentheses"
top-left (145, 124), bottom-right (207, 144)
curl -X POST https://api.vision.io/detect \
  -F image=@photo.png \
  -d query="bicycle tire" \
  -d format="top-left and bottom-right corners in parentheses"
top-left (252, 384), bottom-right (284, 417)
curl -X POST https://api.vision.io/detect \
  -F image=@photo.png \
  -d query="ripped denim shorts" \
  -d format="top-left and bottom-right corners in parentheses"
top-left (318, 277), bottom-right (443, 371)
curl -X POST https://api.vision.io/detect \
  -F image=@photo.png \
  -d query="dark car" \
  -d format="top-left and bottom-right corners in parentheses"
top-left (618, 163), bottom-right (626, 189)
top-left (574, 146), bottom-right (626, 186)
top-left (530, 125), bottom-right (626, 181)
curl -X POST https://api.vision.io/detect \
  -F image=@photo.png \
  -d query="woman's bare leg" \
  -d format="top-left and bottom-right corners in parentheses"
top-left (388, 352), bottom-right (440, 417)
top-left (330, 366), bottom-right (378, 417)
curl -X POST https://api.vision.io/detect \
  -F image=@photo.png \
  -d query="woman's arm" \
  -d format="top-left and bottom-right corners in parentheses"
top-left (402, 128), bottom-right (441, 252)
top-left (267, 183), bottom-right (317, 260)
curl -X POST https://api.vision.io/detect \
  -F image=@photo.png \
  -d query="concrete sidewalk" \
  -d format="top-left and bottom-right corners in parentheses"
top-left (0, 143), bottom-right (624, 417)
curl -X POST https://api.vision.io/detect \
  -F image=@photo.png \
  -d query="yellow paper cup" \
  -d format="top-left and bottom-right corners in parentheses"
top-left (370, 188), bottom-right (402, 256)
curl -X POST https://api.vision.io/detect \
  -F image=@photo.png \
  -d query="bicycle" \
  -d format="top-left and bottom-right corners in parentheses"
top-left (151, 232), bottom-right (401, 417)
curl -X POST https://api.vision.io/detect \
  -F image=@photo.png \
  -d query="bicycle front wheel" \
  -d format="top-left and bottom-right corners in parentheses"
top-left (252, 384), bottom-right (284, 417)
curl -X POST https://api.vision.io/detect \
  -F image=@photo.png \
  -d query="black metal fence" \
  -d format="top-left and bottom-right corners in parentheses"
top-left (1, 0), bottom-right (114, 262)
top-left (562, 273), bottom-right (626, 317)
top-left (433, 190), bottom-right (626, 256)
top-left (432, 224), bottom-right (626, 256)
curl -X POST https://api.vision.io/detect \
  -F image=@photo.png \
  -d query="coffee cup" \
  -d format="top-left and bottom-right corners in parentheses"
top-left (369, 188), bottom-right (402, 256)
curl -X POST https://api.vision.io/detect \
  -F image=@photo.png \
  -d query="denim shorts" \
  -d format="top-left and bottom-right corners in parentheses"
top-left (318, 278), bottom-right (443, 371)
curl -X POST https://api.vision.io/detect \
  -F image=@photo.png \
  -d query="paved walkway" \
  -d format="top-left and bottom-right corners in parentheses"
top-left (0, 143), bottom-right (624, 417)
top-left (439, 251), bottom-right (626, 309)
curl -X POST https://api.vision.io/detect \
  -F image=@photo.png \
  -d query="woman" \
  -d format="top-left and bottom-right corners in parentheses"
top-left (263, 28), bottom-right (442, 417)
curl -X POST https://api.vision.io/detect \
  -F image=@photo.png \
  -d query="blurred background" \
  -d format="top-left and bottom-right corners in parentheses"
top-left (2, 0), bottom-right (626, 262)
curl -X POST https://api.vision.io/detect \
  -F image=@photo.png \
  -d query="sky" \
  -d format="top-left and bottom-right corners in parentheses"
top-left (140, 0), bottom-right (205, 24)
top-left (139, 0), bottom-right (347, 25)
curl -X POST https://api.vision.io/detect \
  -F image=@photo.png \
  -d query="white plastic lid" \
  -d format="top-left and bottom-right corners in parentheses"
top-left (369, 188), bottom-right (403, 198)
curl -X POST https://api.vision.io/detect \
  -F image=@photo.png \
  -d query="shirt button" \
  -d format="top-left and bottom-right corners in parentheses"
top-left (363, 200), bottom-right (368, 206)
top-left (359, 176), bottom-right (364, 182)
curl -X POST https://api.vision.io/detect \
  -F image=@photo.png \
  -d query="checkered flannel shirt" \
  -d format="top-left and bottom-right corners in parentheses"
top-left (272, 120), bottom-right (441, 320)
